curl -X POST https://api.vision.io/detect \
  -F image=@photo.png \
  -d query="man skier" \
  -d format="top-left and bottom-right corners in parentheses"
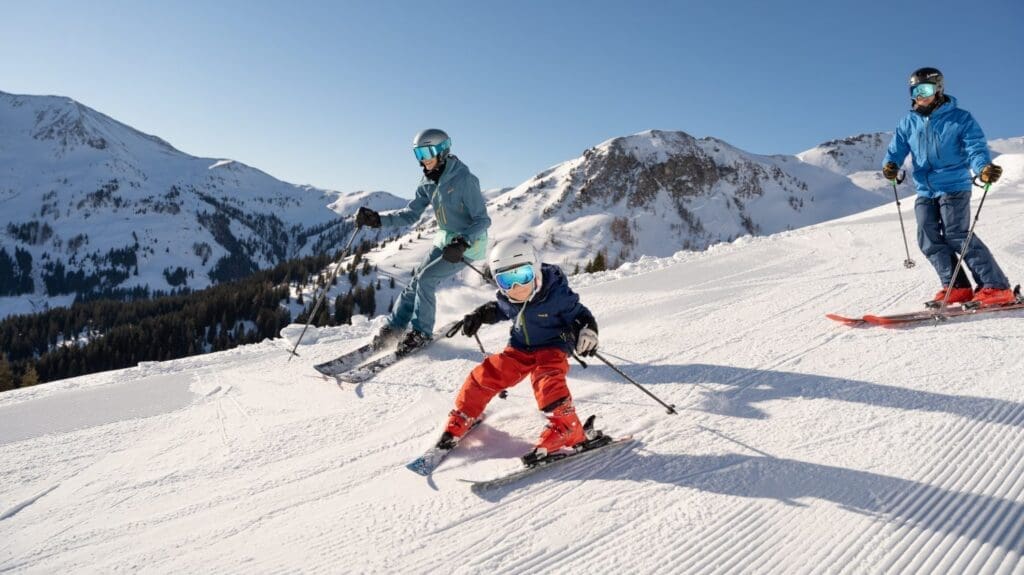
top-left (882, 67), bottom-right (1012, 306)
top-left (355, 129), bottom-right (491, 355)
top-left (437, 240), bottom-right (601, 465)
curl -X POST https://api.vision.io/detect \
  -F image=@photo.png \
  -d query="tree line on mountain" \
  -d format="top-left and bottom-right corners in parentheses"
top-left (0, 230), bottom-right (607, 391)
top-left (0, 240), bottom-right (384, 391)
top-left (0, 246), bottom-right (35, 296)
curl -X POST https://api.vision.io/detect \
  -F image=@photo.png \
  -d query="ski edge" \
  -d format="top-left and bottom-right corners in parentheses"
top-left (863, 300), bottom-right (1024, 326)
top-left (462, 435), bottom-right (636, 492)
top-left (405, 417), bottom-right (485, 477)
top-left (312, 343), bottom-right (377, 376)
top-left (328, 319), bottom-right (464, 383)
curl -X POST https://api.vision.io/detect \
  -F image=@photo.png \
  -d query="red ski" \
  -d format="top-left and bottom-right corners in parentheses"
top-left (828, 288), bottom-right (1024, 328)
top-left (825, 313), bottom-right (868, 327)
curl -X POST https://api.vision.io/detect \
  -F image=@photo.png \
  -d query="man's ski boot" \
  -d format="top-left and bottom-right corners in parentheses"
top-left (924, 286), bottom-right (974, 309)
top-left (396, 329), bottom-right (432, 357)
top-left (963, 286), bottom-right (1018, 309)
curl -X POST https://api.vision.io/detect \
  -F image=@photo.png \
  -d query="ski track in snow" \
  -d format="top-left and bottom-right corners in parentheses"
top-left (2, 160), bottom-right (1024, 573)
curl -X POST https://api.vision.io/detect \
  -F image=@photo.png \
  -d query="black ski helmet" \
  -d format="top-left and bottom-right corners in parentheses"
top-left (909, 67), bottom-right (944, 98)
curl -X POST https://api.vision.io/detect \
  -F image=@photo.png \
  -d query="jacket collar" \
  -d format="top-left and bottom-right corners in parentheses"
top-left (913, 94), bottom-right (958, 119)
top-left (425, 155), bottom-right (465, 188)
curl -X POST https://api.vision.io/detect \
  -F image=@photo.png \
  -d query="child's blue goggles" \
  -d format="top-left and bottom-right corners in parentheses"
top-left (911, 83), bottom-right (937, 99)
top-left (413, 139), bottom-right (451, 162)
top-left (494, 264), bottom-right (535, 291)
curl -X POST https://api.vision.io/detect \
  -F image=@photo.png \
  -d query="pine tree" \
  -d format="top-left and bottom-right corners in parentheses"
top-left (0, 248), bottom-right (15, 296)
top-left (357, 285), bottom-right (376, 316)
top-left (585, 251), bottom-right (607, 273)
top-left (20, 365), bottom-right (40, 388)
top-left (0, 355), bottom-right (14, 391)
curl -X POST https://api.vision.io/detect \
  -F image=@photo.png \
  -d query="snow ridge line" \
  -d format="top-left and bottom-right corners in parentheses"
top-left (430, 444), bottom-right (636, 574)
top-left (825, 391), bottom-right (1023, 572)
top-left (631, 386), bottom-right (1024, 573)
top-left (881, 394), bottom-right (1024, 571)
top-left (844, 385), bottom-right (1024, 573)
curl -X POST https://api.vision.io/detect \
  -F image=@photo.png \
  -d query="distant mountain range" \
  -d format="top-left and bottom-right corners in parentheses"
top-left (2, 90), bottom-right (1018, 319)
top-left (0, 90), bottom-right (406, 316)
top-left (473, 129), bottom-right (894, 268)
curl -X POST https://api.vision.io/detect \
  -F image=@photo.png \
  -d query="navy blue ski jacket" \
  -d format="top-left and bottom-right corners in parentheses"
top-left (490, 264), bottom-right (597, 354)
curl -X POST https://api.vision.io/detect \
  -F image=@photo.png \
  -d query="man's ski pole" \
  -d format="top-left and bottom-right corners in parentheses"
top-left (936, 179), bottom-right (993, 314)
top-left (461, 258), bottom-right (489, 282)
top-left (287, 224), bottom-right (362, 360)
top-left (891, 171), bottom-right (916, 269)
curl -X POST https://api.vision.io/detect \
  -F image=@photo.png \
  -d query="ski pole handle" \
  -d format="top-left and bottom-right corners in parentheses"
top-left (569, 349), bottom-right (589, 368)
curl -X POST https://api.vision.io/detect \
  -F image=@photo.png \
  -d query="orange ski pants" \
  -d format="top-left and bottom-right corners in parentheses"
top-left (454, 346), bottom-right (572, 418)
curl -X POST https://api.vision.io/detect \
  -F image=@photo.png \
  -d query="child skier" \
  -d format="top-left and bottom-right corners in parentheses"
top-left (437, 240), bottom-right (600, 464)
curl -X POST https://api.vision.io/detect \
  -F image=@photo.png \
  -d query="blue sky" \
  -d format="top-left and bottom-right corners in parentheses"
top-left (2, 0), bottom-right (1022, 198)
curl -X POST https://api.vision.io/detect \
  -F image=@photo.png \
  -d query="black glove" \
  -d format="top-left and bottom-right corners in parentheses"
top-left (882, 162), bottom-right (900, 181)
top-left (980, 164), bottom-right (1002, 184)
top-left (442, 236), bottom-right (470, 263)
top-left (355, 206), bottom-right (381, 228)
top-left (462, 302), bottom-right (500, 337)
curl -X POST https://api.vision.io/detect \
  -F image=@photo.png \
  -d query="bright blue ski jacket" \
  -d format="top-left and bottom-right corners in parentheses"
top-left (884, 95), bottom-right (993, 198)
top-left (379, 155), bottom-right (491, 260)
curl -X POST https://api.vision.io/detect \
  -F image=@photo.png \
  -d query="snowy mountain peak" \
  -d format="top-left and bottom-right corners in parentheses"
top-left (484, 129), bottom-right (883, 268)
top-left (796, 132), bottom-right (891, 176)
top-left (1, 90), bottom-right (178, 159)
top-left (0, 90), bottom-right (407, 317)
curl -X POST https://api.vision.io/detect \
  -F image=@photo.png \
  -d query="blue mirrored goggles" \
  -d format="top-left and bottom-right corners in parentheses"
top-left (911, 83), bottom-right (937, 99)
top-left (494, 264), bottom-right (535, 291)
top-left (413, 139), bottom-right (451, 162)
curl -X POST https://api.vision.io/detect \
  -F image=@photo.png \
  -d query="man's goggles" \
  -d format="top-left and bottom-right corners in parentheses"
top-left (911, 83), bottom-right (937, 99)
top-left (494, 264), bottom-right (535, 291)
top-left (413, 139), bottom-right (451, 162)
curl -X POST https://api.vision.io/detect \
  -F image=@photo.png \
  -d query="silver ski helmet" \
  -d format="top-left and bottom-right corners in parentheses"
top-left (909, 67), bottom-right (944, 100)
top-left (412, 129), bottom-right (452, 163)
top-left (489, 240), bottom-right (542, 298)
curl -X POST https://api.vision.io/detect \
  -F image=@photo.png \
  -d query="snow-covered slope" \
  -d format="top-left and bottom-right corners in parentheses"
top-left (991, 137), bottom-right (1024, 156)
top-left (3, 154), bottom-right (1023, 572)
top-left (0, 90), bottom-right (406, 317)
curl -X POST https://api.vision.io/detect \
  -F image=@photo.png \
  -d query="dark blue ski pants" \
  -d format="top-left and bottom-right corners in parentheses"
top-left (914, 191), bottom-right (1008, 290)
